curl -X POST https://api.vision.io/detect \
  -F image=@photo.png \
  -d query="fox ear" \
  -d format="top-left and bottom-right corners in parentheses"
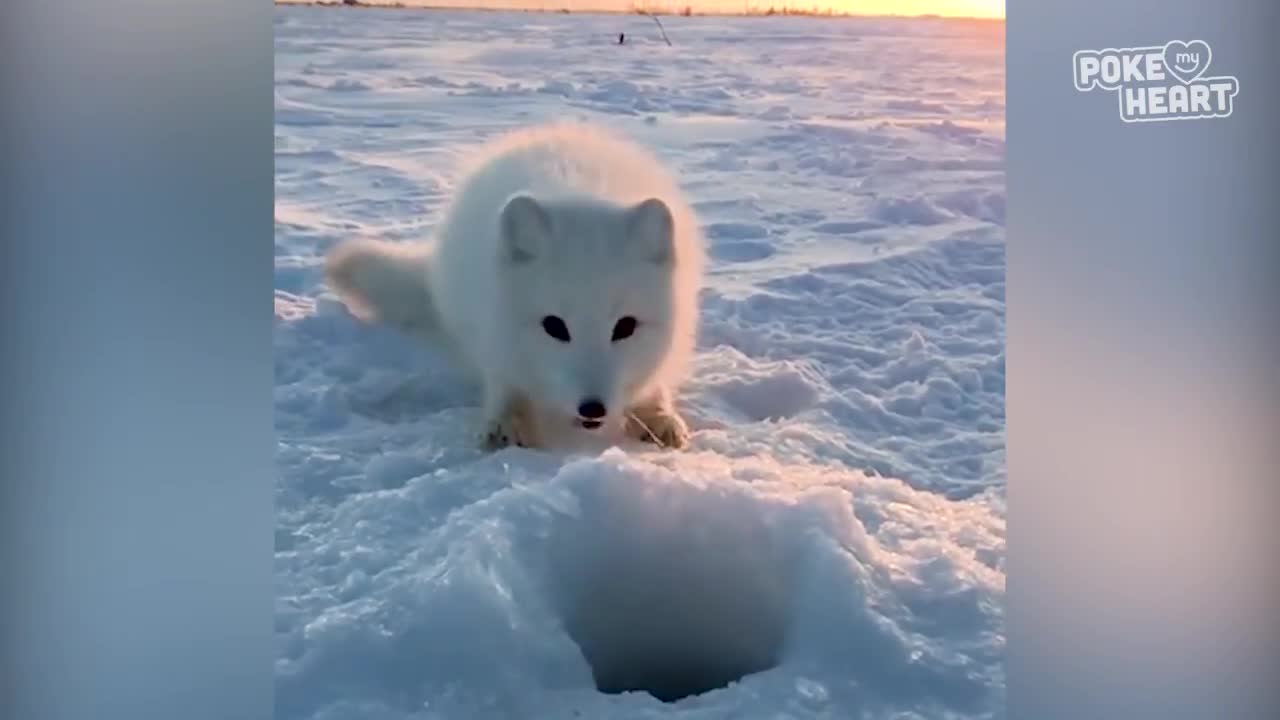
top-left (500, 194), bottom-right (550, 264)
top-left (626, 197), bottom-right (675, 266)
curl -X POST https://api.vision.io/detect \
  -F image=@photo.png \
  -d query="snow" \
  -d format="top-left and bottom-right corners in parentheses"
top-left (275, 6), bottom-right (1005, 719)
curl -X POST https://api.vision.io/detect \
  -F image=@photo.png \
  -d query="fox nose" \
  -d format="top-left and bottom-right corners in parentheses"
top-left (577, 399), bottom-right (607, 419)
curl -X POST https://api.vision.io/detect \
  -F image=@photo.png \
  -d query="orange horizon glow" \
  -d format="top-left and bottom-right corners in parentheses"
top-left (280, 0), bottom-right (1005, 20)
top-left (826, 0), bottom-right (1002, 19)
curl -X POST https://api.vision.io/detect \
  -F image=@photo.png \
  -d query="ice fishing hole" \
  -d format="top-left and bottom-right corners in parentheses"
top-left (545, 476), bottom-right (793, 703)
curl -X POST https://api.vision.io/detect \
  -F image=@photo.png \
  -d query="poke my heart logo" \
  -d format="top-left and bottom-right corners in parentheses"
top-left (1074, 40), bottom-right (1239, 122)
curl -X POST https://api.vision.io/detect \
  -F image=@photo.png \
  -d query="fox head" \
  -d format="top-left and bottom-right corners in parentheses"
top-left (496, 193), bottom-right (684, 429)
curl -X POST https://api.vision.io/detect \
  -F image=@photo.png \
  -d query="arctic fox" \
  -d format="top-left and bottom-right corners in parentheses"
top-left (325, 124), bottom-right (704, 450)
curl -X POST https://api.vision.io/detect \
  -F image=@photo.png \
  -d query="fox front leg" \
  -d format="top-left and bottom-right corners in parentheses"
top-left (480, 383), bottom-right (540, 450)
top-left (625, 388), bottom-right (690, 450)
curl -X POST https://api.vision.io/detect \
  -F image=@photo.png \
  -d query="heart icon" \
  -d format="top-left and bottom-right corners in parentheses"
top-left (1163, 40), bottom-right (1212, 84)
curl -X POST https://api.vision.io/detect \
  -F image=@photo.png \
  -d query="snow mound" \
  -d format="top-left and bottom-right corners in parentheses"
top-left (276, 449), bottom-right (1003, 719)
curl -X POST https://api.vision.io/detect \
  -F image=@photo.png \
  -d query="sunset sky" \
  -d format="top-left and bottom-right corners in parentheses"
top-left (305, 0), bottom-right (1006, 19)
top-left (754, 0), bottom-right (1003, 17)
top-left (648, 0), bottom-right (1004, 17)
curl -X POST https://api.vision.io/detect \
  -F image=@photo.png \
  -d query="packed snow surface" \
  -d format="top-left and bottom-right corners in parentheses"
top-left (275, 7), bottom-right (1005, 719)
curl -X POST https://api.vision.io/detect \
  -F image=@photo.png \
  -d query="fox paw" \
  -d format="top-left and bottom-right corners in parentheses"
top-left (627, 408), bottom-right (690, 450)
top-left (481, 413), bottom-right (538, 451)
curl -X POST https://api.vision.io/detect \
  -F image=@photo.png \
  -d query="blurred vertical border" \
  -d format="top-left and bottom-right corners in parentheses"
top-left (1008, 0), bottom-right (1280, 718)
top-left (1, 1), bottom-right (273, 719)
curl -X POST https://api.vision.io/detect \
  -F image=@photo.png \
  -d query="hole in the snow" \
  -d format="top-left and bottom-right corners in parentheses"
top-left (577, 584), bottom-right (785, 702)
top-left (545, 475), bottom-right (793, 703)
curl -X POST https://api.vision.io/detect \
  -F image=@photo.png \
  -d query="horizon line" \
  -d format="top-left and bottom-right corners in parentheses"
top-left (273, 0), bottom-right (1006, 22)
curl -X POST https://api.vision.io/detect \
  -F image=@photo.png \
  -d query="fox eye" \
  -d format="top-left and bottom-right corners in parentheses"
top-left (611, 316), bottom-right (638, 342)
top-left (541, 315), bottom-right (571, 342)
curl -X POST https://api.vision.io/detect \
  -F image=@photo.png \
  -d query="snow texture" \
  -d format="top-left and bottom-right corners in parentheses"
top-left (275, 7), bottom-right (1005, 719)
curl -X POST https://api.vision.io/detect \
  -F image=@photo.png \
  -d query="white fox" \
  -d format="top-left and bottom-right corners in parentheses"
top-left (325, 124), bottom-right (704, 450)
